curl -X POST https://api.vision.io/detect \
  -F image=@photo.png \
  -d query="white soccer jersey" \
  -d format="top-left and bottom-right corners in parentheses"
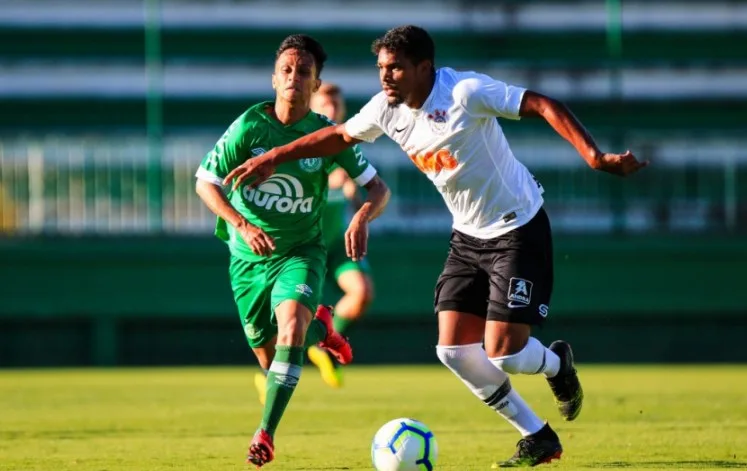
top-left (345, 67), bottom-right (544, 239)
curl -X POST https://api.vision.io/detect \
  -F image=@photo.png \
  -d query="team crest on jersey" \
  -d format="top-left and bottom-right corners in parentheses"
top-left (299, 158), bottom-right (322, 173)
top-left (427, 109), bottom-right (449, 134)
top-left (251, 147), bottom-right (266, 156)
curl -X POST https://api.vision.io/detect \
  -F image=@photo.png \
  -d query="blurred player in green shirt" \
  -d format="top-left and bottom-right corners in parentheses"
top-left (194, 34), bottom-right (390, 468)
top-left (307, 82), bottom-right (376, 389)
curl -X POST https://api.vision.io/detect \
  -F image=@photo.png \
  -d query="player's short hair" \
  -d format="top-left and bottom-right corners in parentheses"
top-left (276, 34), bottom-right (328, 78)
top-left (371, 25), bottom-right (435, 67)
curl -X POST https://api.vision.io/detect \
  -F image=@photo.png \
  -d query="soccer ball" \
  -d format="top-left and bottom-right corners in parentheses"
top-left (371, 418), bottom-right (438, 471)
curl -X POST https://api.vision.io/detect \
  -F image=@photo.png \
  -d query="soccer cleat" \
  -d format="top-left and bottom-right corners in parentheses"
top-left (314, 305), bottom-right (353, 365)
top-left (546, 340), bottom-right (584, 421)
top-left (246, 429), bottom-right (275, 468)
top-left (308, 345), bottom-right (343, 388)
top-left (492, 425), bottom-right (562, 468)
top-left (254, 372), bottom-right (267, 406)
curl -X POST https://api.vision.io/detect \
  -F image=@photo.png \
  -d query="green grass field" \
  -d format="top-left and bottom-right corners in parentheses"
top-left (1, 365), bottom-right (746, 470)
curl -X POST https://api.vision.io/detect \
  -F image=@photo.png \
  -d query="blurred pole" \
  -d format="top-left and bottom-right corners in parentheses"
top-left (27, 146), bottom-right (45, 233)
top-left (145, 0), bottom-right (163, 232)
top-left (606, 0), bottom-right (623, 60)
top-left (606, 0), bottom-right (626, 233)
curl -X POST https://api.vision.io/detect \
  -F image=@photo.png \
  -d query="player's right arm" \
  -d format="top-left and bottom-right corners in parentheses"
top-left (195, 119), bottom-right (276, 256)
top-left (518, 91), bottom-right (647, 176)
top-left (458, 73), bottom-right (647, 177)
top-left (224, 95), bottom-right (386, 190)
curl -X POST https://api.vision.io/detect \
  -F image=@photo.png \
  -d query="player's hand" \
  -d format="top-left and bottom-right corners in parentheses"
top-left (236, 220), bottom-right (276, 256)
top-left (345, 213), bottom-right (369, 262)
top-left (223, 154), bottom-right (277, 192)
top-left (595, 150), bottom-right (649, 176)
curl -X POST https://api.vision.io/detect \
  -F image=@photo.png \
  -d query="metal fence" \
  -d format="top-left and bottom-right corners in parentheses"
top-left (1, 132), bottom-right (745, 235)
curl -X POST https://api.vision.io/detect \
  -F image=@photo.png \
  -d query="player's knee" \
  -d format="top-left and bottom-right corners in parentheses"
top-left (276, 315), bottom-right (310, 346)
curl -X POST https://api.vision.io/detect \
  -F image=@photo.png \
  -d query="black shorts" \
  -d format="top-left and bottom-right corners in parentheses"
top-left (434, 208), bottom-right (553, 325)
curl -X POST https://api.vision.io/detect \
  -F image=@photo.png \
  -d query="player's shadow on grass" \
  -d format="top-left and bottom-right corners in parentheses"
top-left (587, 460), bottom-right (747, 468)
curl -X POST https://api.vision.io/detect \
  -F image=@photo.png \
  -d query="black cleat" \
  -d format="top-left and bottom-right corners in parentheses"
top-left (492, 424), bottom-right (563, 468)
top-left (546, 340), bottom-right (583, 421)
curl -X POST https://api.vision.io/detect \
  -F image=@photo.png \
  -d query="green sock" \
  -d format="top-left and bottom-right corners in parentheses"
top-left (260, 345), bottom-right (304, 437)
top-left (333, 315), bottom-right (355, 335)
top-left (303, 318), bottom-right (327, 348)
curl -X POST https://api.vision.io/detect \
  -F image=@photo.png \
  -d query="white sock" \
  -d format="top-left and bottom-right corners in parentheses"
top-left (436, 343), bottom-right (545, 436)
top-left (490, 337), bottom-right (561, 378)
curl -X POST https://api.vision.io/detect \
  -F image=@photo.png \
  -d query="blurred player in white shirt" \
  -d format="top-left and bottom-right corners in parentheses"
top-left (224, 25), bottom-right (647, 468)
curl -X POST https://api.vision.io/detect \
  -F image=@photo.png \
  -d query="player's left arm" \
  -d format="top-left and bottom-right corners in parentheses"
top-left (345, 174), bottom-right (390, 261)
top-left (224, 94), bottom-right (386, 190)
top-left (335, 144), bottom-right (391, 260)
top-left (519, 90), bottom-right (648, 176)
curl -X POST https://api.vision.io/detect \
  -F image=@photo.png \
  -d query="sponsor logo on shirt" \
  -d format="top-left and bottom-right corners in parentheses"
top-left (407, 148), bottom-right (458, 174)
top-left (242, 173), bottom-right (313, 213)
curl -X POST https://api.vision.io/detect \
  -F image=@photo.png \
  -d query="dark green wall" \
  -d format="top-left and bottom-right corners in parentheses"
top-left (1, 234), bottom-right (746, 366)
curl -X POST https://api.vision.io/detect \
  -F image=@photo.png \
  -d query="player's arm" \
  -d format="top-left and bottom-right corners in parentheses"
top-left (223, 125), bottom-right (359, 190)
top-left (519, 91), bottom-right (648, 176)
top-left (335, 143), bottom-right (391, 260)
top-left (224, 96), bottom-right (386, 190)
top-left (346, 174), bottom-right (390, 261)
top-left (194, 181), bottom-right (275, 256)
top-left (356, 174), bottom-right (390, 223)
top-left (195, 121), bottom-right (275, 255)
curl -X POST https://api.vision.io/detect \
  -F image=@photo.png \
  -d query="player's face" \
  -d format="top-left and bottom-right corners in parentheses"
top-left (272, 49), bottom-right (320, 106)
top-left (311, 92), bottom-right (346, 122)
top-left (377, 48), bottom-right (431, 106)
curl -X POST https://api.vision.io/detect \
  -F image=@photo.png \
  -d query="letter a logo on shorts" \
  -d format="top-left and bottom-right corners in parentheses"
top-left (507, 277), bottom-right (533, 307)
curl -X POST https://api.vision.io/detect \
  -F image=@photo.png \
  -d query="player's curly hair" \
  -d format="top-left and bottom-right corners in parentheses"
top-left (276, 34), bottom-right (328, 78)
top-left (371, 25), bottom-right (435, 67)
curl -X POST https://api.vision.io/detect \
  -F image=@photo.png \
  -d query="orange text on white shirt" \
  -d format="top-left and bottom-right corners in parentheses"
top-left (407, 149), bottom-right (458, 173)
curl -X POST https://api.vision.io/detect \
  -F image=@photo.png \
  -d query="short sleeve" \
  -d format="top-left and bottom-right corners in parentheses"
top-left (343, 94), bottom-right (387, 143)
top-left (196, 117), bottom-right (249, 185)
top-left (456, 73), bottom-right (527, 120)
top-left (333, 144), bottom-right (377, 186)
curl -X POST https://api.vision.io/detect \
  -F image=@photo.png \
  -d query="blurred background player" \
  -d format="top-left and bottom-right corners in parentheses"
top-left (307, 82), bottom-right (376, 388)
top-left (194, 34), bottom-right (389, 467)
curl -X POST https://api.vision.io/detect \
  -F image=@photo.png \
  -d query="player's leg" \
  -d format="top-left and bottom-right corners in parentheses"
top-left (483, 321), bottom-right (562, 468)
top-left (332, 260), bottom-right (374, 334)
top-left (309, 250), bottom-right (373, 387)
top-left (251, 338), bottom-right (276, 406)
top-left (484, 209), bottom-right (581, 467)
top-left (485, 208), bottom-right (582, 422)
top-left (247, 246), bottom-right (350, 467)
top-left (228, 255), bottom-right (278, 407)
top-left (433, 231), bottom-right (550, 463)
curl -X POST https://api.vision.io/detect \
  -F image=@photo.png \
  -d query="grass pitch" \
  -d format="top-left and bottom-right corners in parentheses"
top-left (1, 365), bottom-right (746, 470)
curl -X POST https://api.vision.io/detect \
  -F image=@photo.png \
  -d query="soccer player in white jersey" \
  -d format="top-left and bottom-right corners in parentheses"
top-left (224, 25), bottom-right (648, 467)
